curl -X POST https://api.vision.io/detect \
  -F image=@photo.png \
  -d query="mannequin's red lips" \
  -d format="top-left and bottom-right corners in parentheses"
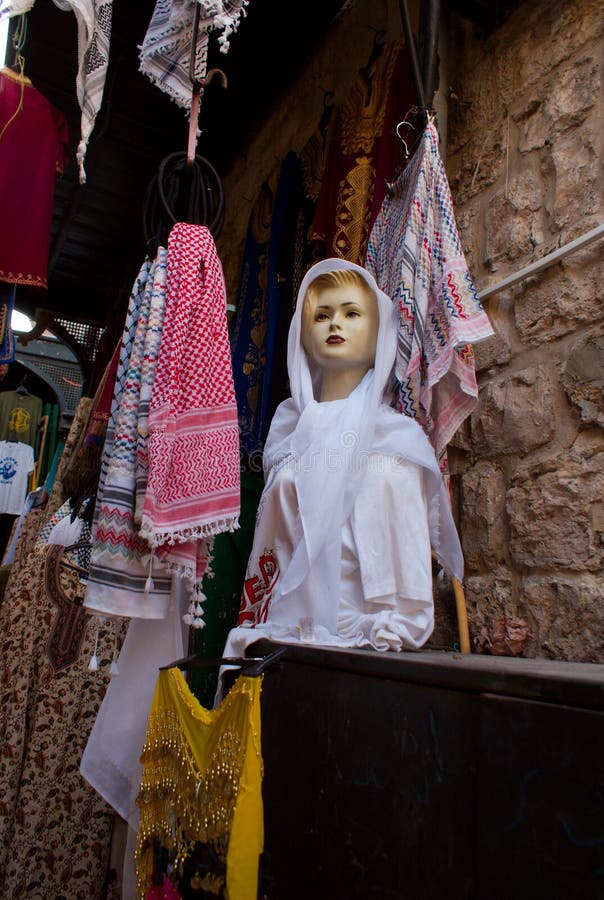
top-left (326, 335), bottom-right (345, 343)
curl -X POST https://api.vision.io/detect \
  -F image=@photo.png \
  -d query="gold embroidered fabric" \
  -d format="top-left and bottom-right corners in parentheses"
top-left (135, 669), bottom-right (264, 900)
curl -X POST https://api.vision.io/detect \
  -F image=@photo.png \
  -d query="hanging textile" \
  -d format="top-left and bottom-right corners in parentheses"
top-left (0, 395), bottom-right (123, 898)
top-left (309, 40), bottom-right (415, 265)
top-left (365, 120), bottom-right (495, 465)
top-left (0, 2), bottom-right (112, 183)
top-left (135, 668), bottom-right (264, 900)
top-left (190, 468), bottom-right (264, 708)
top-left (0, 68), bottom-right (69, 286)
top-left (140, 223), bottom-right (240, 583)
top-left (0, 437), bottom-right (34, 514)
top-left (139, 0), bottom-right (248, 109)
top-left (230, 153), bottom-right (308, 459)
top-left (85, 250), bottom-right (174, 620)
top-left (0, 507), bottom-right (123, 898)
top-left (0, 387), bottom-right (43, 445)
top-left (229, 167), bottom-right (279, 459)
top-left (80, 579), bottom-right (190, 900)
top-left (0, 284), bottom-right (16, 362)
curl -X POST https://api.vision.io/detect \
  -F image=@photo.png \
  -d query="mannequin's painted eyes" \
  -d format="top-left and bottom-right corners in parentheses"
top-left (346, 310), bottom-right (361, 317)
top-left (314, 312), bottom-right (329, 321)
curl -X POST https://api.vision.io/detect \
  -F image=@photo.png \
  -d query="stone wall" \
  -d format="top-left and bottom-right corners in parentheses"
top-left (445, 0), bottom-right (603, 661)
top-left (218, 0), bottom-right (603, 662)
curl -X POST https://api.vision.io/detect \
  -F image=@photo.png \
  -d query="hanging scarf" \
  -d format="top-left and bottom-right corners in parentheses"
top-left (226, 259), bottom-right (463, 659)
top-left (365, 120), bottom-right (495, 461)
top-left (1, 1), bottom-right (113, 183)
top-left (53, 0), bottom-right (113, 182)
top-left (141, 223), bottom-right (240, 581)
top-left (85, 251), bottom-right (173, 620)
top-left (139, 0), bottom-right (248, 109)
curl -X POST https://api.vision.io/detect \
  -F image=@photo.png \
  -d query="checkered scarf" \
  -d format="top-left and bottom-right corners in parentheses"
top-left (141, 223), bottom-right (240, 574)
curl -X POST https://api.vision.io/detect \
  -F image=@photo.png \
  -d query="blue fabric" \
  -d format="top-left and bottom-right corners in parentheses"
top-left (0, 284), bottom-right (16, 364)
top-left (230, 152), bottom-right (299, 460)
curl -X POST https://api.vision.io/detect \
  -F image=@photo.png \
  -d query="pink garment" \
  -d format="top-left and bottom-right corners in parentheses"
top-left (0, 68), bottom-right (69, 288)
top-left (145, 875), bottom-right (181, 899)
top-left (141, 223), bottom-right (240, 581)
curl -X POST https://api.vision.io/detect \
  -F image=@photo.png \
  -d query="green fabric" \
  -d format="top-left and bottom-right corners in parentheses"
top-left (0, 390), bottom-right (43, 447)
top-left (189, 469), bottom-right (264, 707)
top-left (43, 439), bottom-right (65, 496)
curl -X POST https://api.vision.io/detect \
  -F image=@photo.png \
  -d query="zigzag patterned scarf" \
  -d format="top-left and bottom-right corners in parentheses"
top-left (366, 121), bottom-right (494, 461)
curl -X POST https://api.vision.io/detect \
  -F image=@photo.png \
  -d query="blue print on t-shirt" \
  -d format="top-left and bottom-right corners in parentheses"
top-left (0, 456), bottom-right (18, 482)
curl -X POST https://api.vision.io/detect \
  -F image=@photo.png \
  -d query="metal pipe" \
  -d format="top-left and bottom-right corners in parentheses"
top-left (477, 223), bottom-right (604, 301)
top-left (397, 0), bottom-right (426, 110)
top-left (420, 0), bottom-right (440, 108)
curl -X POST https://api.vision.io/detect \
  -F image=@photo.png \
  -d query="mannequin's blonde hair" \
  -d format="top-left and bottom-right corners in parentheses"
top-left (301, 268), bottom-right (377, 346)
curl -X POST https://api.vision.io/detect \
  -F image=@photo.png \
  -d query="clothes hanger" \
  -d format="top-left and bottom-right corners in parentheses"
top-left (160, 646), bottom-right (286, 677)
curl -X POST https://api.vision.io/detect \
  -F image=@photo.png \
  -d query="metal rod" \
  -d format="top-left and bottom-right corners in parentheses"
top-left (397, 0), bottom-right (426, 110)
top-left (478, 223), bottom-right (604, 301)
top-left (420, 0), bottom-right (440, 109)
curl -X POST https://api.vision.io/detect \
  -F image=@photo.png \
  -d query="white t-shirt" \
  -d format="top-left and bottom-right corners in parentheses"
top-left (0, 440), bottom-right (35, 515)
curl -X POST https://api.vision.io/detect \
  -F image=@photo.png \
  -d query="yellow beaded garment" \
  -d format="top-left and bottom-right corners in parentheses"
top-left (135, 668), bottom-right (264, 900)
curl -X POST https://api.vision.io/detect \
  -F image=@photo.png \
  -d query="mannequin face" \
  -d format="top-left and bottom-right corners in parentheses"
top-left (301, 281), bottom-right (379, 375)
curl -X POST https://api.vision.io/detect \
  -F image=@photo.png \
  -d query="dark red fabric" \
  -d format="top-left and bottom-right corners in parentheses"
top-left (310, 42), bottom-right (416, 265)
top-left (0, 68), bottom-right (69, 289)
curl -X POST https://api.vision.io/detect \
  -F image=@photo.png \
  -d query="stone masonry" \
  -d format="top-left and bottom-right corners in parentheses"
top-left (218, 0), bottom-right (603, 662)
top-left (445, 0), bottom-right (603, 661)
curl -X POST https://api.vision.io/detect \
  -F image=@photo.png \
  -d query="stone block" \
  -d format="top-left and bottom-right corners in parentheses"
top-left (551, 124), bottom-right (599, 230)
top-left (460, 462), bottom-right (507, 570)
top-left (508, 452), bottom-right (604, 571)
top-left (562, 335), bottom-right (604, 428)
top-left (484, 191), bottom-right (535, 267)
top-left (514, 244), bottom-right (604, 345)
top-left (520, 574), bottom-right (604, 662)
top-left (515, 57), bottom-right (599, 152)
top-left (472, 328), bottom-right (512, 373)
top-left (470, 366), bottom-right (554, 457)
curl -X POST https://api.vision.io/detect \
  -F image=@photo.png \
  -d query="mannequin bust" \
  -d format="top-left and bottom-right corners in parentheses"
top-left (222, 259), bottom-right (464, 663)
top-left (300, 268), bottom-right (379, 401)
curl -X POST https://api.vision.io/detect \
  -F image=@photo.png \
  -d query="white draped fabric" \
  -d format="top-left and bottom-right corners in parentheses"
top-left (222, 258), bottom-right (464, 680)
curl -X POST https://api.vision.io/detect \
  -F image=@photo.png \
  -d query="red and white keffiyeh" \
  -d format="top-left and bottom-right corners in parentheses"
top-left (141, 223), bottom-right (240, 580)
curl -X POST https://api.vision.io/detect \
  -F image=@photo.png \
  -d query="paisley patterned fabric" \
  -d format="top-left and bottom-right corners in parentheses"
top-left (0, 528), bottom-right (126, 896)
top-left (0, 397), bottom-right (124, 897)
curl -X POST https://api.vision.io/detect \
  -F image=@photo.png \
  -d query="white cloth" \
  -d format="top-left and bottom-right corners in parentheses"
top-left (80, 577), bottom-right (189, 899)
top-left (223, 259), bottom-right (464, 676)
top-left (0, 439), bottom-right (34, 515)
top-left (139, 0), bottom-right (248, 110)
top-left (53, 0), bottom-right (113, 182)
top-left (0, 0), bottom-right (113, 183)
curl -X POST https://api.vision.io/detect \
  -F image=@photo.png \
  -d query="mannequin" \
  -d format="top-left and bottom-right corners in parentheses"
top-left (222, 259), bottom-right (464, 667)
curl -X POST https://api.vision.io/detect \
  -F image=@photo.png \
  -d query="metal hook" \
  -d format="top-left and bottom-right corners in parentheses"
top-left (186, 4), bottom-right (228, 167)
top-left (395, 121), bottom-right (413, 158)
top-left (199, 67), bottom-right (228, 90)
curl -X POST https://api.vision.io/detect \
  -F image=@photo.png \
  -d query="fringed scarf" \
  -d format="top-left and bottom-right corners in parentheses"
top-left (139, 0), bottom-right (248, 109)
top-left (141, 223), bottom-right (240, 582)
top-left (365, 120), bottom-right (494, 463)
top-left (3, 0), bottom-right (114, 182)
top-left (85, 251), bottom-right (173, 620)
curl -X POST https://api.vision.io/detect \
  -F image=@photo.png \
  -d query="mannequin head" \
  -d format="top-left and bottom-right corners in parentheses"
top-left (300, 269), bottom-right (379, 401)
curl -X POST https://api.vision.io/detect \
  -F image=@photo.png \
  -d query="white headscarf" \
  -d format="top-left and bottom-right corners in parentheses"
top-left (261, 258), bottom-right (463, 635)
